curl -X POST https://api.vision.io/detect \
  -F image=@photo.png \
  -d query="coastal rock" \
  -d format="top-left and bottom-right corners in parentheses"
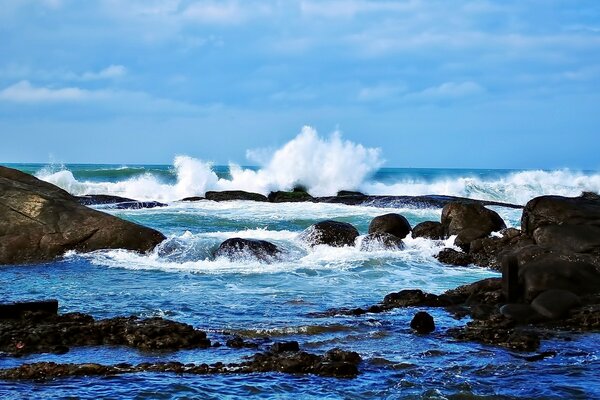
top-left (76, 195), bottom-right (167, 209)
top-left (530, 289), bottom-right (581, 320)
top-left (435, 248), bottom-right (473, 266)
top-left (268, 189), bottom-right (314, 203)
top-left (383, 290), bottom-right (444, 308)
top-left (337, 190), bottom-right (365, 197)
top-left (300, 220), bottom-right (359, 247)
top-left (468, 228), bottom-right (531, 270)
top-left (410, 311), bottom-right (435, 334)
top-left (368, 213), bottom-right (411, 239)
top-left (214, 238), bottom-right (281, 261)
top-left (441, 202), bottom-right (506, 251)
top-left (360, 233), bottom-right (404, 251)
top-left (0, 166), bottom-right (165, 265)
top-left (180, 196), bottom-right (205, 202)
top-left (499, 304), bottom-right (542, 323)
top-left (411, 221), bottom-right (445, 240)
top-left (205, 191), bottom-right (268, 202)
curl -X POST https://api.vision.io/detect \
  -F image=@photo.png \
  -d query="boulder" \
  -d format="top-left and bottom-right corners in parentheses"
top-left (300, 220), bottom-right (359, 247)
top-left (268, 189), bottom-right (314, 203)
top-left (435, 248), bottom-right (472, 266)
top-left (360, 233), bottom-right (404, 251)
top-left (441, 202), bottom-right (506, 251)
top-left (530, 289), bottom-right (581, 320)
top-left (410, 311), bottom-right (435, 334)
top-left (499, 304), bottom-right (542, 323)
top-left (76, 195), bottom-right (167, 209)
top-left (336, 190), bottom-right (365, 197)
top-left (368, 213), bottom-right (411, 239)
top-left (205, 191), bottom-right (267, 202)
top-left (0, 166), bottom-right (165, 265)
top-left (411, 221), bottom-right (445, 240)
top-left (214, 238), bottom-right (280, 261)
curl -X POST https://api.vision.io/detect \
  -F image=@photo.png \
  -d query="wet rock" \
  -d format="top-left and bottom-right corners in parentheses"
top-left (435, 248), bottom-right (473, 266)
top-left (337, 190), bottom-right (365, 197)
top-left (0, 312), bottom-right (210, 356)
top-left (411, 221), bottom-right (445, 240)
top-left (205, 191), bottom-right (267, 202)
top-left (270, 341), bottom-right (300, 353)
top-left (448, 317), bottom-right (541, 351)
top-left (214, 238), bottom-right (281, 261)
top-left (443, 278), bottom-right (503, 305)
top-left (268, 190), bottom-right (314, 203)
top-left (226, 336), bottom-right (258, 349)
top-left (368, 213), bottom-right (411, 239)
top-left (180, 196), bottom-right (205, 202)
top-left (360, 233), bottom-right (404, 251)
top-left (410, 311), bottom-right (435, 334)
top-left (531, 289), bottom-right (581, 320)
top-left (441, 202), bottom-right (506, 251)
top-left (0, 166), bottom-right (166, 265)
top-left (300, 220), bottom-right (359, 247)
top-left (112, 201), bottom-right (166, 209)
top-left (76, 195), bottom-right (167, 209)
top-left (500, 304), bottom-right (543, 323)
top-left (0, 300), bottom-right (58, 319)
top-left (383, 290), bottom-right (445, 308)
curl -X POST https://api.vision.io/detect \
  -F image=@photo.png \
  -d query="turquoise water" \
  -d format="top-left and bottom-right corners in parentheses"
top-left (1, 164), bottom-right (599, 399)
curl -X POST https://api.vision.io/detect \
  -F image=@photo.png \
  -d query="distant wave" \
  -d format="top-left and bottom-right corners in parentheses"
top-left (35, 126), bottom-right (600, 204)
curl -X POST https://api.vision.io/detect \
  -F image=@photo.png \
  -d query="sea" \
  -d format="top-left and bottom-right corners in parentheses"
top-left (1, 148), bottom-right (600, 398)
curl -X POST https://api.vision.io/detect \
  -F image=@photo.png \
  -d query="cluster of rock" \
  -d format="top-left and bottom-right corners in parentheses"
top-left (0, 166), bottom-right (165, 265)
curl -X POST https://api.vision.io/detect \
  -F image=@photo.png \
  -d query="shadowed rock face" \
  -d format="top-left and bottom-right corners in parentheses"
top-left (0, 166), bottom-right (165, 265)
top-left (368, 213), bottom-right (411, 239)
top-left (300, 220), bottom-right (359, 247)
top-left (441, 202), bottom-right (506, 250)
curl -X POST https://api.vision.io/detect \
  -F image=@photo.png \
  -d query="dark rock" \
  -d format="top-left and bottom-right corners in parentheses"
top-left (205, 191), bottom-right (268, 202)
top-left (360, 233), bottom-right (404, 251)
top-left (469, 228), bottom-right (532, 270)
top-left (112, 201), bottom-right (166, 209)
top-left (410, 311), bottom-right (435, 333)
top-left (300, 220), bottom-right (359, 247)
top-left (226, 336), bottom-right (257, 349)
top-left (441, 202), bottom-right (506, 251)
top-left (499, 304), bottom-right (543, 323)
top-left (368, 213), bottom-right (411, 239)
top-left (270, 341), bottom-right (300, 353)
top-left (76, 194), bottom-right (136, 205)
top-left (435, 248), bottom-right (473, 266)
top-left (411, 221), bottom-right (446, 240)
top-left (337, 190), bottom-right (365, 197)
top-left (383, 290), bottom-right (443, 308)
top-left (180, 196), bottom-right (205, 202)
top-left (531, 289), bottom-right (581, 320)
top-left (0, 166), bottom-right (166, 265)
top-left (449, 318), bottom-right (541, 351)
top-left (214, 238), bottom-right (281, 261)
top-left (268, 190), bottom-right (314, 203)
top-left (519, 255), bottom-right (600, 300)
top-left (0, 300), bottom-right (58, 319)
top-left (443, 278), bottom-right (503, 305)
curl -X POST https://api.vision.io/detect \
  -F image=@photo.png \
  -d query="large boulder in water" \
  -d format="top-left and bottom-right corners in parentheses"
top-left (268, 189), bottom-right (314, 203)
top-left (441, 202), bottom-right (506, 250)
top-left (300, 220), bottom-right (359, 247)
top-left (205, 191), bottom-right (267, 202)
top-left (521, 193), bottom-right (600, 254)
top-left (411, 221), bottom-right (445, 240)
top-left (0, 166), bottom-right (165, 265)
top-left (368, 213), bottom-right (411, 239)
top-left (360, 233), bottom-right (404, 251)
top-left (214, 238), bottom-right (280, 261)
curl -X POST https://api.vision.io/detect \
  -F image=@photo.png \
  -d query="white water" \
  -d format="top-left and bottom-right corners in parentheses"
top-left (35, 126), bottom-right (600, 204)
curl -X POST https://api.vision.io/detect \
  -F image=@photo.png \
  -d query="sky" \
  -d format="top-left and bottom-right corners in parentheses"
top-left (0, 0), bottom-right (599, 169)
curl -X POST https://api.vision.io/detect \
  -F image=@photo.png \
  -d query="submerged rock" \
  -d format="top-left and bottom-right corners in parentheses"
top-left (214, 238), bottom-right (281, 261)
top-left (368, 213), bottom-right (411, 239)
top-left (410, 311), bottom-right (435, 334)
top-left (300, 220), bottom-right (359, 247)
top-left (0, 166), bottom-right (165, 265)
top-left (205, 191), bottom-right (268, 202)
top-left (360, 233), bottom-right (404, 251)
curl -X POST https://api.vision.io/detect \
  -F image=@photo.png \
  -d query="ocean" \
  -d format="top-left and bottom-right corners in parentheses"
top-left (1, 160), bottom-right (599, 399)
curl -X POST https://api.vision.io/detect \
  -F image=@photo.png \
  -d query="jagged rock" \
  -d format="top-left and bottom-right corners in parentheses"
top-left (360, 233), bottom-right (404, 251)
top-left (411, 221), bottom-right (445, 240)
top-left (368, 213), bottom-right (411, 239)
top-left (300, 220), bottom-right (359, 247)
top-left (214, 238), bottom-right (281, 261)
top-left (0, 166), bottom-right (165, 265)
top-left (435, 248), bottom-right (473, 266)
top-left (77, 195), bottom-right (166, 209)
top-left (268, 190), bottom-right (314, 203)
top-left (205, 191), bottom-right (268, 202)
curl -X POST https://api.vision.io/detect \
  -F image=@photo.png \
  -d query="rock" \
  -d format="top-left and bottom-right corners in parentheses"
top-left (410, 311), bottom-right (435, 333)
top-left (337, 190), bottom-right (365, 197)
top-left (469, 228), bottom-right (531, 270)
top-left (300, 220), bottom-right (359, 247)
top-left (180, 196), bottom-right (205, 202)
top-left (368, 213), bottom-right (411, 239)
top-left (226, 336), bottom-right (258, 349)
top-left (112, 201), bottom-right (166, 209)
top-left (360, 233), bottom-right (404, 251)
top-left (270, 341), bottom-right (300, 353)
top-left (214, 238), bottom-right (280, 261)
top-left (0, 300), bottom-right (58, 319)
top-left (205, 191), bottom-right (267, 202)
top-left (0, 166), bottom-right (166, 265)
top-left (443, 278), bottom-right (503, 305)
top-left (441, 202), bottom-right (506, 251)
top-left (531, 289), bottom-right (581, 320)
top-left (519, 255), bottom-right (600, 300)
top-left (76, 195), bottom-right (167, 209)
top-left (268, 190), bottom-right (314, 203)
top-left (499, 304), bottom-right (543, 323)
top-left (383, 290), bottom-right (443, 308)
top-left (435, 248), bottom-right (473, 266)
top-left (411, 221), bottom-right (445, 240)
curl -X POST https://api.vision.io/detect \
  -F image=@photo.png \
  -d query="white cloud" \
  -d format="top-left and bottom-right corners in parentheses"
top-left (0, 80), bottom-right (102, 103)
top-left (80, 65), bottom-right (127, 80)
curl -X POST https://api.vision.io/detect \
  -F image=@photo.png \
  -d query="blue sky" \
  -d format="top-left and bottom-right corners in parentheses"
top-left (0, 0), bottom-right (599, 169)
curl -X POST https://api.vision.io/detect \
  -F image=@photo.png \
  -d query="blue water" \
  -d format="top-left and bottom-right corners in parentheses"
top-left (1, 163), bottom-right (599, 399)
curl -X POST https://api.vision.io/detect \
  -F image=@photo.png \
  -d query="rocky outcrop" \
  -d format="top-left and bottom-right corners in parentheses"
top-left (214, 238), bottom-right (281, 261)
top-left (205, 191), bottom-right (268, 202)
top-left (0, 166), bottom-right (165, 265)
top-left (441, 202), bottom-right (506, 251)
top-left (435, 248), bottom-right (472, 266)
top-left (368, 213), bottom-right (411, 239)
top-left (411, 221), bottom-right (445, 240)
top-left (268, 189), bottom-right (314, 203)
top-left (300, 220), bottom-right (359, 247)
top-left (360, 233), bottom-right (404, 251)
top-left (76, 195), bottom-right (166, 209)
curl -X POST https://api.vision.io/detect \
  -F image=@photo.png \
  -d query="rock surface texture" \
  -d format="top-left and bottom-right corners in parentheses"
top-left (0, 166), bottom-right (165, 265)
